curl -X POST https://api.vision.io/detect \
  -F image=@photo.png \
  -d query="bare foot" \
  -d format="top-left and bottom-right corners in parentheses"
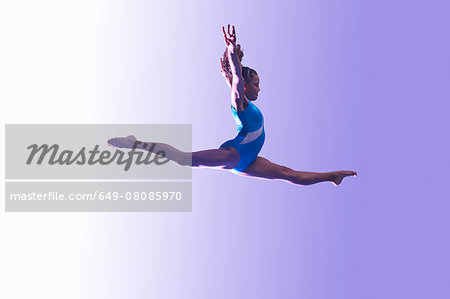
top-left (330, 171), bottom-right (357, 186)
top-left (107, 135), bottom-right (138, 149)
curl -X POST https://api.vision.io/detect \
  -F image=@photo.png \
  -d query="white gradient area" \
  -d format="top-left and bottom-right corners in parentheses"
top-left (1, 1), bottom-right (97, 299)
top-left (1, 1), bottom-right (449, 299)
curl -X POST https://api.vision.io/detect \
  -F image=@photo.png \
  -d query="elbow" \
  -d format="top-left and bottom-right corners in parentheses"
top-left (232, 74), bottom-right (243, 86)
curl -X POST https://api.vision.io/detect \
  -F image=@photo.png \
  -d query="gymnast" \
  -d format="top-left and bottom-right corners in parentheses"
top-left (108, 25), bottom-right (357, 186)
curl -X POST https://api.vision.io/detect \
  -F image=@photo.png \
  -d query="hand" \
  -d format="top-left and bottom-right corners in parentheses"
top-left (222, 24), bottom-right (237, 48)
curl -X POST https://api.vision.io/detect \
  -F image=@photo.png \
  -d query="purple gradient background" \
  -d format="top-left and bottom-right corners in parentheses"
top-left (2, 1), bottom-right (449, 299)
top-left (89, 1), bottom-right (449, 298)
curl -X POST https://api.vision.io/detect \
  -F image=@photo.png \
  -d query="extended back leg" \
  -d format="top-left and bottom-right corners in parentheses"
top-left (108, 136), bottom-right (241, 169)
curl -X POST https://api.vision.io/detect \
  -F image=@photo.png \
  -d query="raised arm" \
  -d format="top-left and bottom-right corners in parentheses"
top-left (222, 25), bottom-right (248, 110)
top-left (220, 44), bottom-right (244, 89)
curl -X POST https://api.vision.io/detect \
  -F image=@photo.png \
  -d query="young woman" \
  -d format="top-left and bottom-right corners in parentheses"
top-left (107, 25), bottom-right (357, 186)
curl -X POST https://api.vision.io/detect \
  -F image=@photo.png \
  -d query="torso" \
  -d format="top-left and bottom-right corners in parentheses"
top-left (220, 97), bottom-right (266, 172)
top-left (230, 98), bottom-right (264, 134)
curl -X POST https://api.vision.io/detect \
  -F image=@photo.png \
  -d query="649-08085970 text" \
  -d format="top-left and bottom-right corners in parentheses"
top-left (9, 191), bottom-right (183, 201)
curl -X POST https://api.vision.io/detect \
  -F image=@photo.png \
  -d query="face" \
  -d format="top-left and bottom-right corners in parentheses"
top-left (244, 74), bottom-right (260, 101)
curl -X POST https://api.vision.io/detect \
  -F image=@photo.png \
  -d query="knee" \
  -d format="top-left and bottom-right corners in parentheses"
top-left (280, 166), bottom-right (295, 179)
top-left (178, 152), bottom-right (193, 167)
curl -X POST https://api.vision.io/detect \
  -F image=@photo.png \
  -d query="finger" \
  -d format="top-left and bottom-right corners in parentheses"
top-left (222, 26), bottom-right (227, 37)
top-left (232, 25), bottom-right (235, 36)
top-left (222, 31), bottom-right (229, 45)
top-left (228, 24), bottom-right (230, 36)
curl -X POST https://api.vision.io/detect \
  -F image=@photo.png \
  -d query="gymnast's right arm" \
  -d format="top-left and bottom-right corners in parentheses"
top-left (220, 44), bottom-right (244, 89)
top-left (222, 25), bottom-right (248, 110)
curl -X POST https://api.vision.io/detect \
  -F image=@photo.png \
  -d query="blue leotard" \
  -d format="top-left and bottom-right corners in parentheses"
top-left (220, 100), bottom-right (265, 173)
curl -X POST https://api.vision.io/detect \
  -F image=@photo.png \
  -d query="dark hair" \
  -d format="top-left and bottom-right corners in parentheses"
top-left (241, 66), bottom-right (258, 82)
top-left (221, 47), bottom-right (257, 83)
